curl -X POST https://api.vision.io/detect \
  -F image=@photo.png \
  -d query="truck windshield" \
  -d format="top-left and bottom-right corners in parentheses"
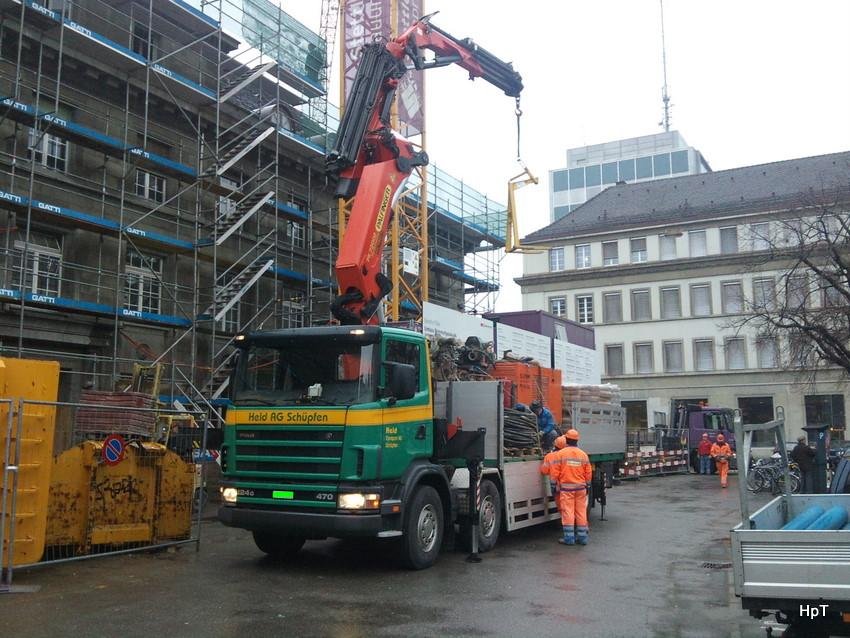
top-left (232, 342), bottom-right (377, 406)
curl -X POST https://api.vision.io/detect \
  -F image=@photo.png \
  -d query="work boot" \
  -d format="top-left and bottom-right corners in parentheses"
top-left (558, 526), bottom-right (575, 545)
top-left (576, 526), bottom-right (589, 545)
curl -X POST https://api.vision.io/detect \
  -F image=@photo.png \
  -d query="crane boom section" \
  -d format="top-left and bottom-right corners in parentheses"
top-left (327, 17), bottom-right (522, 325)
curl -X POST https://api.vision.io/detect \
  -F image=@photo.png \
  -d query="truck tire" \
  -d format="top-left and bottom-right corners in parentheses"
top-left (400, 485), bottom-right (444, 570)
top-left (459, 480), bottom-right (502, 553)
top-left (252, 532), bottom-right (305, 559)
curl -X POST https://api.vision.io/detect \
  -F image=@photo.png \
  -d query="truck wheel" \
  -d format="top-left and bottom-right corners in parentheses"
top-left (400, 485), bottom-right (443, 570)
top-left (460, 480), bottom-right (502, 553)
top-left (252, 531), bottom-right (305, 559)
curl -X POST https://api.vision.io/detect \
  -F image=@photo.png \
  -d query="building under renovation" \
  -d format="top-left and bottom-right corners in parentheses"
top-left (0, 0), bottom-right (507, 405)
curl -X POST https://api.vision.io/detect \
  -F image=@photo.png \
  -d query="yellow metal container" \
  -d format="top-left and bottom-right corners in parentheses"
top-left (46, 441), bottom-right (194, 553)
top-left (0, 357), bottom-right (60, 567)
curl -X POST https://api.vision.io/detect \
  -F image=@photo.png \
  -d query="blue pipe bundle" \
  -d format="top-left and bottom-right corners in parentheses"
top-left (806, 506), bottom-right (849, 530)
top-left (782, 505), bottom-right (825, 530)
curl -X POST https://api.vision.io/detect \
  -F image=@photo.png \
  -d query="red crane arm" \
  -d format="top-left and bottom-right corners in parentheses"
top-left (328, 17), bottom-right (522, 325)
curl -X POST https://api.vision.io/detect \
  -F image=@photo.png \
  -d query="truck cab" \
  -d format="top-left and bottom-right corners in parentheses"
top-left (670, 403), bottom-right (736, 472)
top-left (218, 325), bottom-right (453, 568)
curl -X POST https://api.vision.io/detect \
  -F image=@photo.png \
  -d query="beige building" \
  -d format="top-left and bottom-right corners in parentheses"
top-left (518, 151), bottom-right (850, 447)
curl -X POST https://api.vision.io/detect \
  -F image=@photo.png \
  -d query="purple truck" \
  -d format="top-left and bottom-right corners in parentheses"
top-left (670, 402), bottom-right (737, 472)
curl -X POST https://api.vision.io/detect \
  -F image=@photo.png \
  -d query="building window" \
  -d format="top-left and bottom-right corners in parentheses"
top-left (619, 158), bottom-right (635, 181)
top-left (693, 339), bottom-right (715, 371)
top-left (753, 277), bottom-right (776, 310)
top-left (660, 287), bottom-right (681, 319)
top-left (756, 336), bottom-right (779, 369)
top-left (663, 341), bottom-right (684, 373)
top-left (549, 297), bottom-right (566, 317)
top-left (738, 396), bottom-right (775, 446)
top-left (568, 167), bottom-right (584, 189)
top-left (12, 230), bottom-right (62, 296)
top-left (576, 294), bottom-right (593, 324)
top-left (721, 281), bottom-right (744, 314)
top-left (131, 22), bottom-right (158, 59)
top-left (602, 162), bottom-right (618, 184)
top-left (789, 334), bottom-right (813, 368)
top-left (634, 342), bottom-right (654, 373)
top-left (135, 169), bottom-right (165, 203)
top-left (552, 169), bottom-right (569, 191)
top-left (823, 281), bottom-right (843, 307)
top-left (630, 237), bottom-right (647, 263)
top-left (659, 234), bottom-right (677, 260)
top-left (636, 156), bottom-right (653, 179)
top-left (575, 244), bottom-right (591, 269)
top-left (28, 129), bottom-right (68, 172)
top-left (671, 150), bottom-right (689, 174)
top-left (725, 337), bottom-right (747, 370)
top-left (631, 289), bottom-right (651, 321)
top-left (785, 275), bottom-right (809, 309)
top-left (750, 222), bottom-right (770, 251)
top-left (287, 221), bottom-right (306, 248)
top-left (603, 291), bottom-right (622, 323)
top-left (689, 230), bottom-right (707, 257)
top-left (585, 165), bottom-right (601, 188)
top-left (216, 269), bottom-right (240, 333)
top-left (690, 284), bottom-right (712, 317)
top-left (549, 247), bottom-right (565, 271)
top-left (124, 250), bottom-right (162, 315)
top-left (653, 153), bottom-right (671, 176)
top-left (783, 218), bottom-right (802, 245)
top-left (720, 226), bottom-right (738, 254)
top-left (805, 394), bottom-right (846, 442)
top-left (605, 344), bottom-right (624, 376)
top-left (602, 241), bottom-right (619, 266)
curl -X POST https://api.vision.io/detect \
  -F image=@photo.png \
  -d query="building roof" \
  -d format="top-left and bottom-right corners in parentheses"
top-left (526, 151), bottom-right (850, 243)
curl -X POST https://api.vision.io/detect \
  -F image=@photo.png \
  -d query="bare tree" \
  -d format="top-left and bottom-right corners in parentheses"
top-left (731, 184), bottom-right (850, 376)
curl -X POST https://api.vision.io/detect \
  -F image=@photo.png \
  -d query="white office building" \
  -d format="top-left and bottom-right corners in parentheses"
top-left (550, 131), bottom-right (711, 221)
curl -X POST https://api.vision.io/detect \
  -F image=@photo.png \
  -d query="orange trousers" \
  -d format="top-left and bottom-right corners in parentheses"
top-left (717, 460), bottom-right (729, 487)
top-left (559, 488), bottom-right (588, 528)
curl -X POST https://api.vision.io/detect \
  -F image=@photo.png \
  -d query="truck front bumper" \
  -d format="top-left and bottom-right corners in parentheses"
top-left (218, 506), bottom-right (385, 537)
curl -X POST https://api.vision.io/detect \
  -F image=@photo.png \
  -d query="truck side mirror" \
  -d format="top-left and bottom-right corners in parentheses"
top-left (383, 362), bottom-right (417, 401)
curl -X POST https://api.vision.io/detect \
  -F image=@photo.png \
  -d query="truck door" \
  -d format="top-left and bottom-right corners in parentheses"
top-left (380, 337), bottom-right (432, 478)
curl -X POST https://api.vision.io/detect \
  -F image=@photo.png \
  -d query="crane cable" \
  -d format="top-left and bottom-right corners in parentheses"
top-left (515, 96), bottom-right (523, 164)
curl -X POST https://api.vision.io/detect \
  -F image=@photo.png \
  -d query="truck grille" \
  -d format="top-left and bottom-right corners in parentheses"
top-left (232, 425), bottom-right (344, 481)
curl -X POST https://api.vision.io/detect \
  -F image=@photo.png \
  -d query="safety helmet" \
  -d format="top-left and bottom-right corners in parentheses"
top-left (716, 434), bottom-right (725, 442)
top-left (701, 433), bottom-right (709, 438)
top-left (554, 435), bottom-right (567, 450)
top-left (530, 399), bottom-right (542, 411)
top-left (565, 428), bottom-right (580, 441)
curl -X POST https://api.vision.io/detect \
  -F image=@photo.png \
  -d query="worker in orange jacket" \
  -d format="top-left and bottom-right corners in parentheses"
top-left (540, 435), bottom-right (567, 511)
top-left (551, 428), bottom-right (592, 545)
top-left (710, 433), bottom-right (734, 488)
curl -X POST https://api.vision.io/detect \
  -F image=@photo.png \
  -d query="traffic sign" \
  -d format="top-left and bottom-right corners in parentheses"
top-left (102, 433), bottom-right (126, 466)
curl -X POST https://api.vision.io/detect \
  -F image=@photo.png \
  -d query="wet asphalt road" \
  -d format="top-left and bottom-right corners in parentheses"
top-left (3, 473), bottom-right (770, 638)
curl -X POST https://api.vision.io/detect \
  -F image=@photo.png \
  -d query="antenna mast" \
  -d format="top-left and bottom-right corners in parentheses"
top-left (659, 0), bottom-right (671, 132)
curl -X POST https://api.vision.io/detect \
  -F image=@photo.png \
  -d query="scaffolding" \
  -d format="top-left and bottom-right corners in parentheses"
top-left (0, 0), bottom-right (505, 414)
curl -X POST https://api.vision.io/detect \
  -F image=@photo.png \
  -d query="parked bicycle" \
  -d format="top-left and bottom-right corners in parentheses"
top-left (746, 457), bottom-right (801, 494)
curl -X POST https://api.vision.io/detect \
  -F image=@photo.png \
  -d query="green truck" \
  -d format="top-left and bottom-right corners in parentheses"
top-left (217, 325), bottom-right (625, 568)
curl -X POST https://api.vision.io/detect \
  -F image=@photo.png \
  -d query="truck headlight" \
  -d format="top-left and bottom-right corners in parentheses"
top-left (338, 492), bottom-right (380, 510)
top-left (221, 487), bottom-right (238, 504)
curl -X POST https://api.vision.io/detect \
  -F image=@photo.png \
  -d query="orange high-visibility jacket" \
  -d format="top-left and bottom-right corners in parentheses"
top-left (552, 446), bottom-right (592, 486)
top-left (710, 442), bottom-right (732, 461)
top-left (540, 449), bottom-right (560, 478)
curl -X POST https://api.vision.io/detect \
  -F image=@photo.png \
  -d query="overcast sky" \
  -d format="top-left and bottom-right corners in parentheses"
top-left (288, 0), bottom-right (850, 312)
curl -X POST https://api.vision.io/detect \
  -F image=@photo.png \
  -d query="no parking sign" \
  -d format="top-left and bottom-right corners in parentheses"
top-left (102, 434), bottom-right (126, 466)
